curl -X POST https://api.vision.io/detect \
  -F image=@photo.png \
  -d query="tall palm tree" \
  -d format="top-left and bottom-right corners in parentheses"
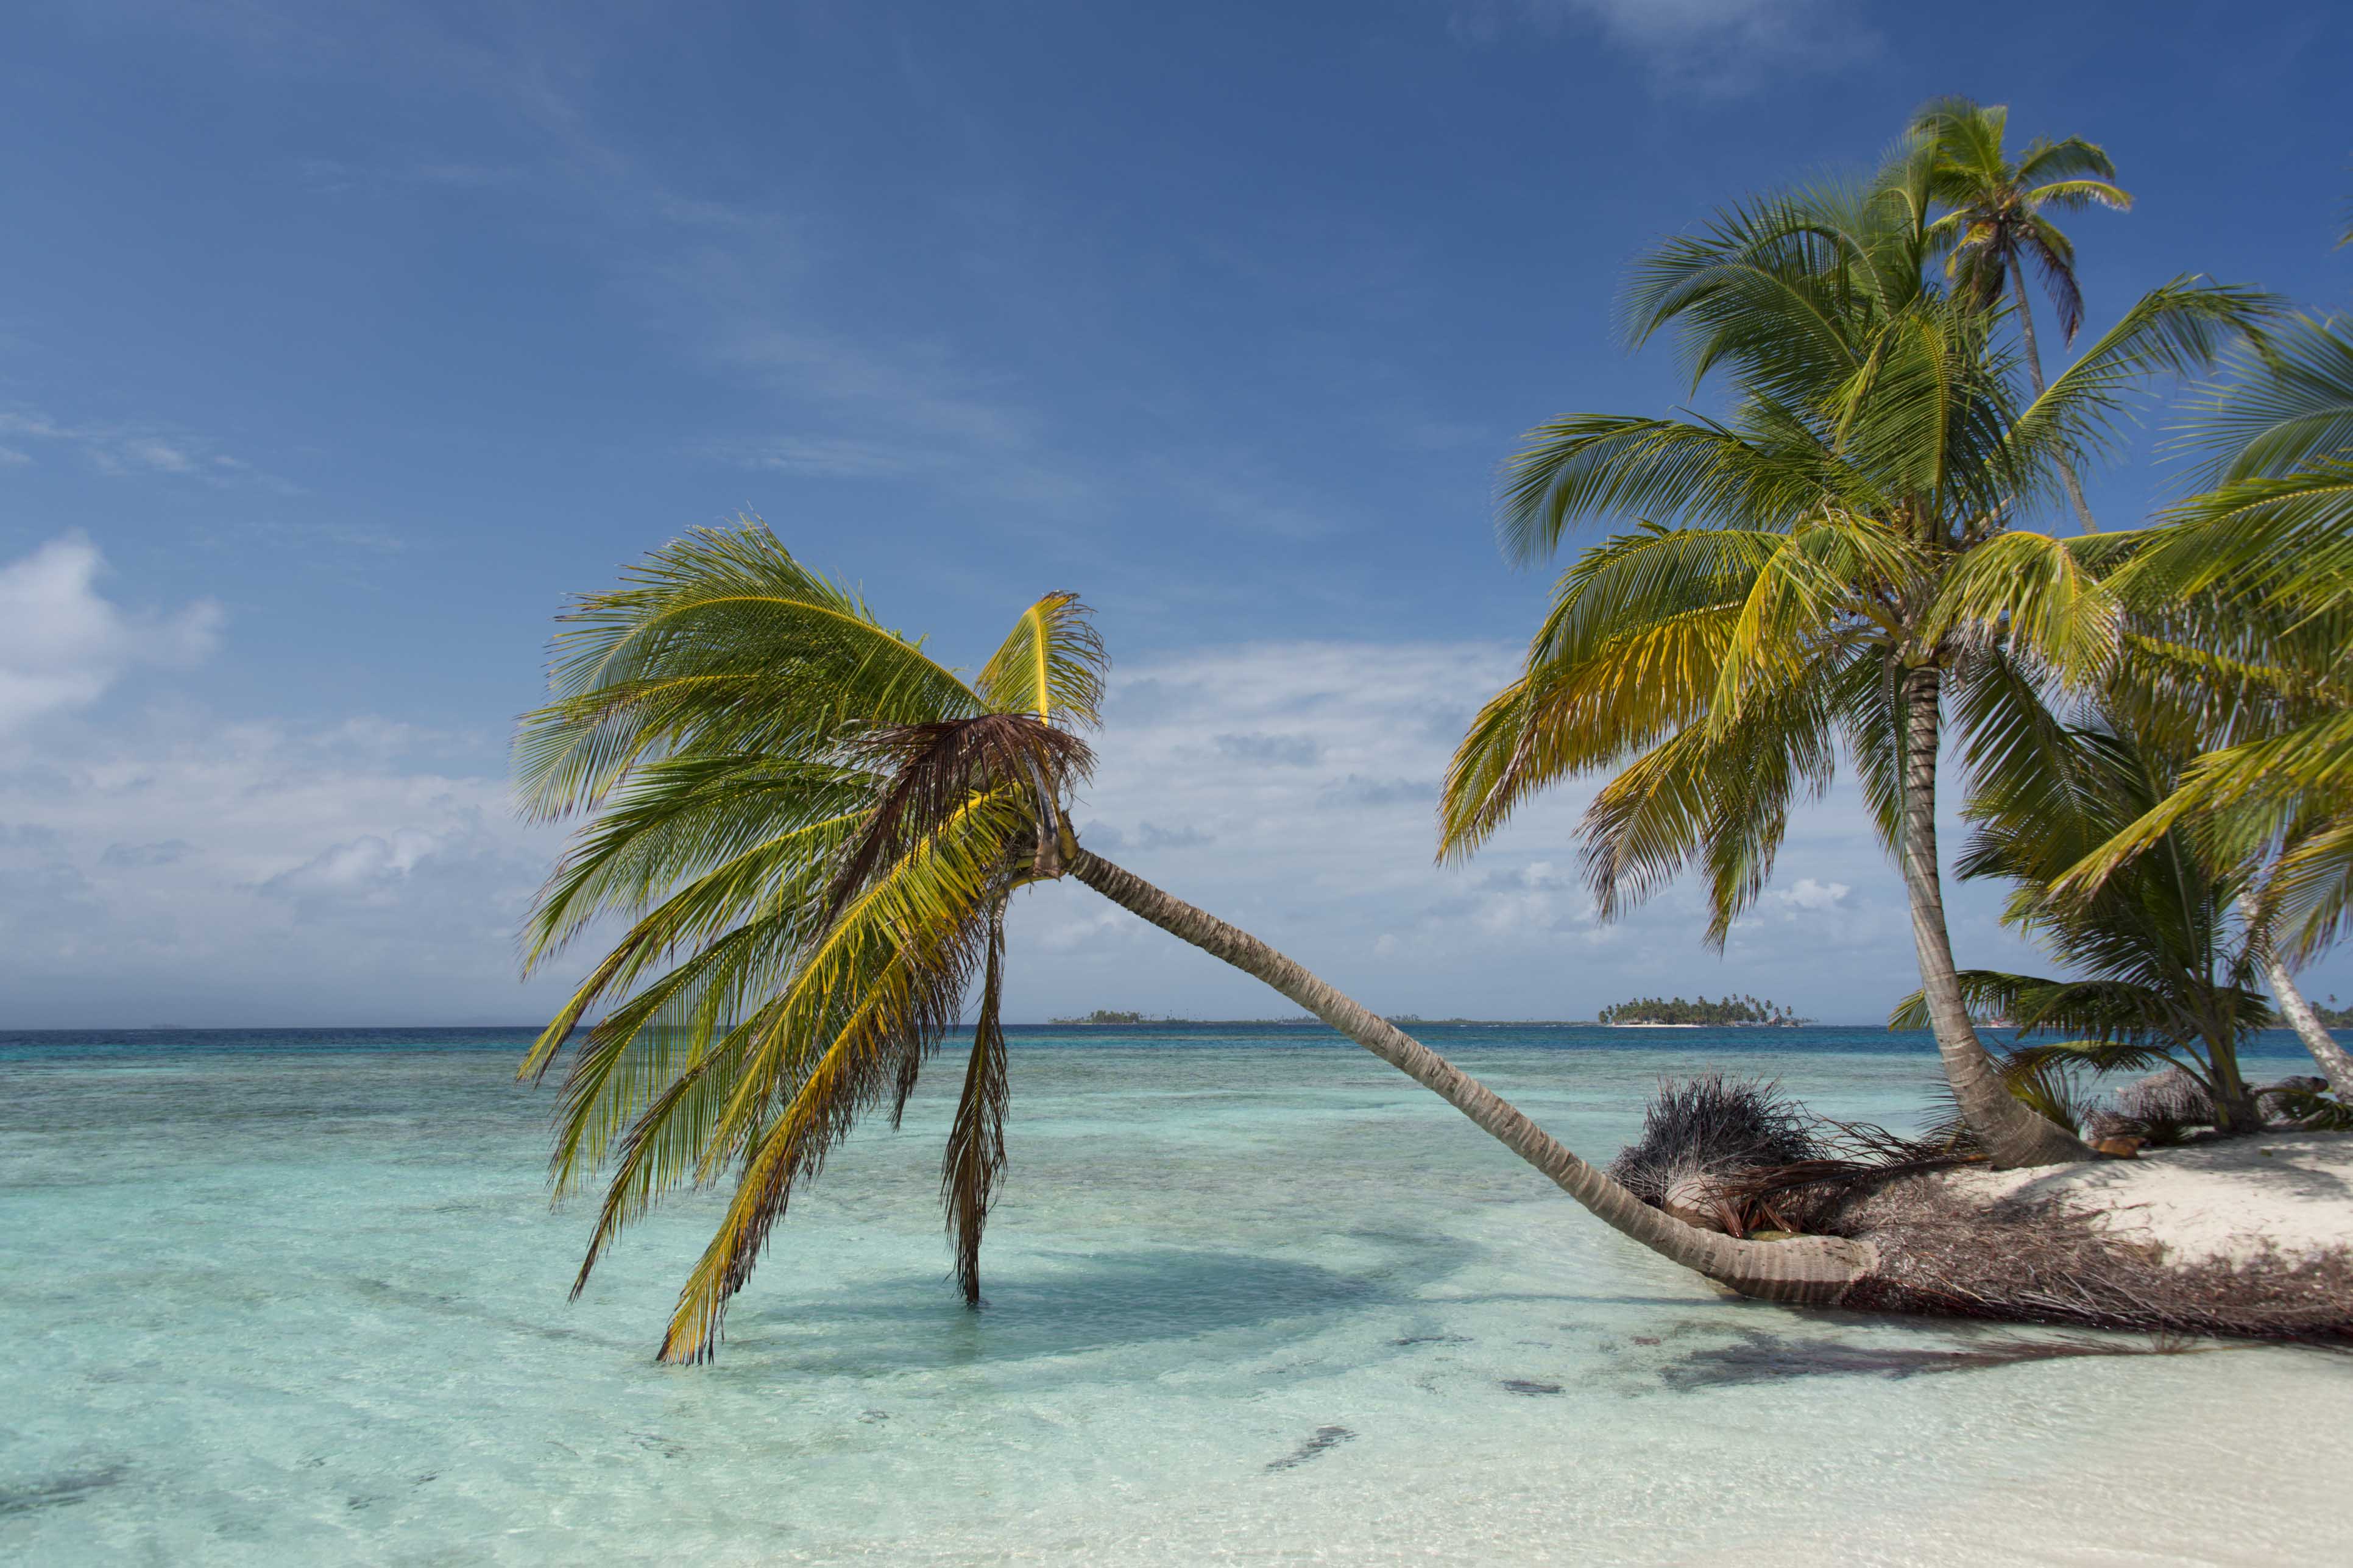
top-left (1893, 716), bottom-right (2275, 1132)
top-left (1438, 177), bottom-right (2268, 1168)
top-left (2064, 316), bottom-right (2353, 1094)
top-left (1906, 97), bottom-right (2132, 533)
top-left (516, 524), bottom-right (1870, 1362)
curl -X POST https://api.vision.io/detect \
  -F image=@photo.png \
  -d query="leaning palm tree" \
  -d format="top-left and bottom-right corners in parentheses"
top-left (2065, 315), bottom-right (2353, 1094)
top-left (1438, 176), bottom-right (2268, 1168)
top-left (515, 524), bottom-right (1870, 1361)
top-left (1893, 716), bottom-right (2276, 1132)
top-left (1905, 96), bottom-right (2132, 532)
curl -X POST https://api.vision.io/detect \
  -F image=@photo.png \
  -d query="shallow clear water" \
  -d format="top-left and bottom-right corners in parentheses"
top-left (2, 1026), bottom-right (2342, 1566)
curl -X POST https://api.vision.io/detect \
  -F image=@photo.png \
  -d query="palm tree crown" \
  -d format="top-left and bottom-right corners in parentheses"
top-left (1910, 97), bottom-right (2132, 371)
top-left (1904, 97), bottom-right (2132, 533)
top-left (515, 524), bottom-right (1106, 1361)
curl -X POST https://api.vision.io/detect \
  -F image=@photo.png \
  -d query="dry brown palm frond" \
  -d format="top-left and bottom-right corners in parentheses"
top-left (821, 713), bottom-right (1094, 928)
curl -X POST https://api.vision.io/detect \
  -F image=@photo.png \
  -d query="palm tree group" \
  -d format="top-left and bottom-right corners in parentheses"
top-left (1438, 119), bottom-right (2265, 1168)
top-left (514, 97), bottom-right (2351, 1358)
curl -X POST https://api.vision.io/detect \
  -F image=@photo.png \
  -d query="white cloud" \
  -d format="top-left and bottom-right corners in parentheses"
top-left (1773, 877), bottom-right (1850, 912)
top-left (8, 615), bottom-right (2303, 1029)
top-left (0, 534), bottom-right (222, 736)
top-left (1448, 0), bottom-right (1877, 94)
top-left (1000, 639), bottom-right (2019, 1022)
top-left (0, 709), bottom-right (569, 1026)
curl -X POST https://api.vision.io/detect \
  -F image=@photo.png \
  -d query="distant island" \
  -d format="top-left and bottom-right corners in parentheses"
top-left (1596, 994), bottom-right (1806, 1027)
top-left (2316, 996), bottom-right (2353, 1028)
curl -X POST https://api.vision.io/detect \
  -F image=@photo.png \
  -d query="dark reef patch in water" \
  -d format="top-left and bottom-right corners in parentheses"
top-left (1267, 1425), bottom-right (1356, 1471)
top-left (0, 1463), bottom-right (128, 1517)
top-left (1499, 1379), bottom-right (1563, 1395)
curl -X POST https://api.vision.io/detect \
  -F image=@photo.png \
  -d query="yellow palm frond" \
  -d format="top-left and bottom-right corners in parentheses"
top-left (976, 591), bottom-right (1108, 727)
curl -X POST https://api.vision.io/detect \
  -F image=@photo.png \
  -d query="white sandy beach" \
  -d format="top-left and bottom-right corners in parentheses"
top-left (1933, 1131), bottom-right (2353, 1265)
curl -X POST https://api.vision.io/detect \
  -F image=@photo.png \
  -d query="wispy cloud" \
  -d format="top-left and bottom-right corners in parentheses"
top-left (1448, 0), bottom-right (1878, 95)
top-left (0, 408), bottom-right (300, 493)
top-left (295, 155), bottom-right (531, 194)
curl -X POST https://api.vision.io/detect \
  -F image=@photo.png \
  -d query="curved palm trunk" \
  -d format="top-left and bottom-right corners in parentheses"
top-left (1899, 666), bottom-right (2093, 1167)
top-left (2011, 270), bottom-right (2100, 535)
top-left (1066, 849), bottom-right (1875, 1304)
top-left (2260, 954), bottom-right (2353, 1101)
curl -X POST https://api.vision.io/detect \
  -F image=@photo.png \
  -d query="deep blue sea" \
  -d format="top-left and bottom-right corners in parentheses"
top-left (3, 1024), bottom-right (2342, 1565)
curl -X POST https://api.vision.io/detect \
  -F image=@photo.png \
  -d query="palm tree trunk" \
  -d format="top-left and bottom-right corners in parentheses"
top-left (1066, 848), bottom-right (1875, 1303)
top-left (2259, 953), bottom-right (2353, 1101)
top-left (2011, 270), bottom-right (2100, 534)
top-left (1898, 665), bottom-right (2093, 1167)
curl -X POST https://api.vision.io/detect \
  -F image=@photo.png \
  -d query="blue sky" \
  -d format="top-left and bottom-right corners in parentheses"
top-left (3, 0), bottom-right (2349, 1026)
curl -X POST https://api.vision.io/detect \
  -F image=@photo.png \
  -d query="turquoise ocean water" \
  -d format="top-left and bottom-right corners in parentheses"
top-left (3, 1024), bottom-right (2343, 1566)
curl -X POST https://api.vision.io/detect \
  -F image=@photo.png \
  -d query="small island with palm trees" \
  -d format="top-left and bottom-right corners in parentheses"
top-left (1598, 995), bottom-right (1806, 1026)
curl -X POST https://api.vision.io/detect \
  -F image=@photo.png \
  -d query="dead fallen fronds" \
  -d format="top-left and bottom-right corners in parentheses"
top-left (1823, 1178), bottom-right (2353, 1340)
top-left (1606, 1074), bottom-right (1822, 1234)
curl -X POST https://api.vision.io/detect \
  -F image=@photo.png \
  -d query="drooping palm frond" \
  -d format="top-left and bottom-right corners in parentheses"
top-left (2001, 280), bottom-right (2282, 490)
top-left (943, 897), bottom-right (1011, 1305)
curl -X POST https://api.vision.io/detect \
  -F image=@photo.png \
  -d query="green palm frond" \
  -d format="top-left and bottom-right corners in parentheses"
top-left (2171, 314), bottom-right (2353, 488)
top-left (515, 521), bottom-right (980, 822)
top-left (2004, 280), bottom-right (2281, 489)
top-left (1925, 531), bottom-right (2118, 681)
top-left (1497, 413), bottom-right (1828, 563)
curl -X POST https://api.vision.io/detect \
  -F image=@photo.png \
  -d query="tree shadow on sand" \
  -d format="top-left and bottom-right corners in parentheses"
top-left (1658, 1326), bottom-right (2248, 1390)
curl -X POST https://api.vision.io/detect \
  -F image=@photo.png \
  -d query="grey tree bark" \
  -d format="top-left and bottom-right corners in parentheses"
top-left (2012, 269), bottom-right (2101, 535)
top-left (2260, 953), bottom-right (2353, 1102)
top-left (1898, 665), bottom-right (2094, 1167)
top-left (1067, 848), bottom-right (1875, 1304)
